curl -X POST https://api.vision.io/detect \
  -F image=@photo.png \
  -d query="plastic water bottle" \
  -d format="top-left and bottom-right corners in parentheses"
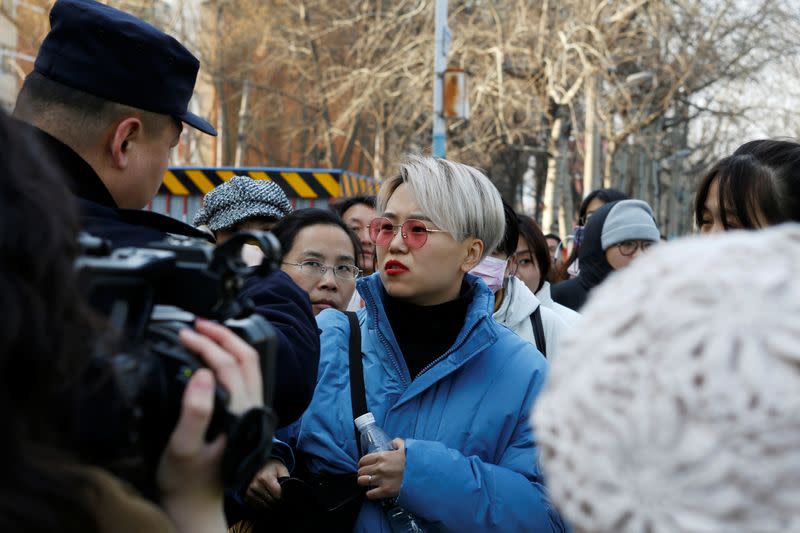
top-left (355, 412), bottom-right (423, 533)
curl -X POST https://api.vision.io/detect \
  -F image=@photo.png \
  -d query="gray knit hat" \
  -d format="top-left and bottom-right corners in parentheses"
top-left (600, 199), bottom-right (660, 250)
top-left (193, 176), bottom-right (292, 232)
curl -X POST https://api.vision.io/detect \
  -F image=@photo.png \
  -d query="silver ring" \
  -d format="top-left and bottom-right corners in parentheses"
top-left (368, 475), bottom-right (373, 484)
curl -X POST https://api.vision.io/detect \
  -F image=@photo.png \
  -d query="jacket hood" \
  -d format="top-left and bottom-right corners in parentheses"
top-left (535, 281), bottom-right (554, 306)
top-left (576, 200), bottom-right (617, 289)
top-left (494, 276), bottom-right (541, 330)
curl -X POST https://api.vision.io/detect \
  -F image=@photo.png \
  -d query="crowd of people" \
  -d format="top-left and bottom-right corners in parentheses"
top-left (3, 1), bottom-right (800, 532)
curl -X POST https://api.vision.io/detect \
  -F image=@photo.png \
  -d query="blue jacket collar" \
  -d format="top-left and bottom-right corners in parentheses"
top-left (357, 273), bottom-right (498, 407)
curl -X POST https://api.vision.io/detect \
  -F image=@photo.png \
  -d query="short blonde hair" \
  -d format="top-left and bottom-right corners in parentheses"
top-left (377, 155), bottom-right (505, 260)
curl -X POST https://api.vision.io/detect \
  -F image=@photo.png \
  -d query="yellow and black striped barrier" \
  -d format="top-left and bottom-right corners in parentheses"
top-left (160, 167), bottom-right (379, 199)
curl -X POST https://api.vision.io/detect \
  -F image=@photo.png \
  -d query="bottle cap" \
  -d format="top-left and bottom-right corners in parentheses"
top-left (354, 412), bottom-right (376, 432)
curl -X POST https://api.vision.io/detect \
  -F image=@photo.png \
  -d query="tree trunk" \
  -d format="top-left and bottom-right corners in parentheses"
top-left (533, 152), bottom-right (548, 223)
top-left (215, 78), bottom-right (227, 165)
top-left (234, 78), bottom-right (251, 167)
top-left (340, 116), bottom-right (363, 170)
top-left (603, 140), bottom-right (617, 189)
top-left (542, 112), bottom-right (567, 234)
top-left (557, 136), bottom-right (573, 238)
top-left (583, 74), bottom-right (601, 196)
top-left (300, 2), bottom-right (339, 168)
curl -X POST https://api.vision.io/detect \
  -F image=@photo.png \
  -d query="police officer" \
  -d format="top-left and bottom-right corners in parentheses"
top-left (14, 0), bottom-right (318, 434)
top-left (13, 0), bottom-right (217, 246)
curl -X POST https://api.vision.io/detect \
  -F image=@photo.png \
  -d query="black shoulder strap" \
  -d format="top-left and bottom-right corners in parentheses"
top-left (346, 311), bottom-right (367, 455)
top-left (530, 307), bottom-right (547, 358)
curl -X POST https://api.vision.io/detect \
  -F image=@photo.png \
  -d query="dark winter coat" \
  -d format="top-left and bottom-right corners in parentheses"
top-left (551, 201), bottom-right (617, 311)
top-left (34, 125), bottom-right (319, 427)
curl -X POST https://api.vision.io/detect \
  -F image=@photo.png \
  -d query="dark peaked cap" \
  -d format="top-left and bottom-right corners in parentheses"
top-left (34, 0), bottom-right (217, 136)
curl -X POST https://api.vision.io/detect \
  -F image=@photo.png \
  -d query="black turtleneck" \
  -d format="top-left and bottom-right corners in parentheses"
top-left (382, 282), bottom-right (473, 379)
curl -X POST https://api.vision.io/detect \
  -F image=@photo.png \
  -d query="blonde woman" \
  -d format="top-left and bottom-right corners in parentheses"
top-left (249, 156), bottom-right (566, 532)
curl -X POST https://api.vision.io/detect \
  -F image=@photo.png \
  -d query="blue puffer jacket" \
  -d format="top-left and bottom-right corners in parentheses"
top-left (295, 273), bottom-right (567, 532)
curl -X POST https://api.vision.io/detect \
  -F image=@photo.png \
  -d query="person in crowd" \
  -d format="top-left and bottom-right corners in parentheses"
top-left (194, 176), bottom-right (292, 243)
top-left (0, 110), bottom-right (263, 533)
top-left (333, 195), bottom-right (377, 275)
top-left (13, 0), bottom-right (318, 430)
top-left (248, 156), bottom-right (567, 532)
top-left (471, 202), bottom-right (570, 358)
top-left (332, 195), bottom-right (377, 311)
top-left (271, 208), bottom-right (362, 315)
top-left (193, 176), bottom-right (292, 266)
top-left (544, 233), bottom-right (562, 265)
top-left (13, 0), bottom-right (215, 247)
top-left (516, 215), bottom-right (581, 326)
top-left (532, 225), bottom-right (800, 533)
top-left (695, 139), bottom-right (800, 233)
top-left (14, 0), bottom-right (299, 504)
top-left (551, 200), bottom-right (659, 311)
top-left (554, 188), bottom-right (628, 282)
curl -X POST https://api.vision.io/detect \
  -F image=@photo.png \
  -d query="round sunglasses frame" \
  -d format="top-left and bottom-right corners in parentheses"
top-left (367, 217), bottom-right (447, 249)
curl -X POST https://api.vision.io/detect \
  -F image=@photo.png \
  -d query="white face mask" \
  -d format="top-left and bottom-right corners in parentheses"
top-left (470, 256), bottom-right (508, 293)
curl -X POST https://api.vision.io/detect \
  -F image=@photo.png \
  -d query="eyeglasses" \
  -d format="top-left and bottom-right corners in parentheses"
top-left (368, 217), bottom-right (447, 249)
top-left (616, 240), bottom-right (656, 256)
top-left (282, 261), bottom-right (361, 280)
top-left (505, 256), bottom-right (519, 277)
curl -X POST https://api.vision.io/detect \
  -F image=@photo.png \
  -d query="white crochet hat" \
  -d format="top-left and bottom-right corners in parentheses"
top-left (193, 176), bottom-right (292, 232)
top-left (532, 224), bottom-right (800, 533)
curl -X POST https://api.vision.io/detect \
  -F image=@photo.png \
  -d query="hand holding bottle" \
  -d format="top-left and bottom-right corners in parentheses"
top-left (357, 437), bottom-right (407, 500)
top-left (355, 413), bottom-right (423, 532)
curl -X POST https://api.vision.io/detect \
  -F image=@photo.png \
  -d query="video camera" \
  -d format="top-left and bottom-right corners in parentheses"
top-left (74, 231), bottom-right (281, 497)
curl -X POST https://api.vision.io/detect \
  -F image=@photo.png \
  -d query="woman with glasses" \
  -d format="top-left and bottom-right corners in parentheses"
top-left (551, 199), bottom-right (660, 311)
top-left (253, 156), bottom-right (566, 532)
top-left (271, 208), bottom-right (362, 315)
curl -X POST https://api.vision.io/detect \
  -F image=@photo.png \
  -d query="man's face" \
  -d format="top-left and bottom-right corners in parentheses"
top-left (342, 202), bottom-right (377, 274)
top-left (119, 117), bottom-right (181, 209)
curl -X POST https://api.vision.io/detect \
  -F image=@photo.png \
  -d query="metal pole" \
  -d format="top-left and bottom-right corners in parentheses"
top-left (432, 0), bottom-right (448, 158)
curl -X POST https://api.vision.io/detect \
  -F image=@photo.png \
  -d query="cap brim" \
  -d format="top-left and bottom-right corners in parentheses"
top-left (178, 110), bottom-right (218, 136)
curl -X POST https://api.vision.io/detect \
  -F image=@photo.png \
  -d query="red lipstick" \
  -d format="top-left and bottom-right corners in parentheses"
top-left (384, 259), bottom-right (409, 275)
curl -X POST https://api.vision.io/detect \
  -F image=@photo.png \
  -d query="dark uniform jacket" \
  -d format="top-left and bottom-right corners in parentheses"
top-left (550, 201), bottom-right (617, 312)
top-left (34, 125), bottom-right (319, 427)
